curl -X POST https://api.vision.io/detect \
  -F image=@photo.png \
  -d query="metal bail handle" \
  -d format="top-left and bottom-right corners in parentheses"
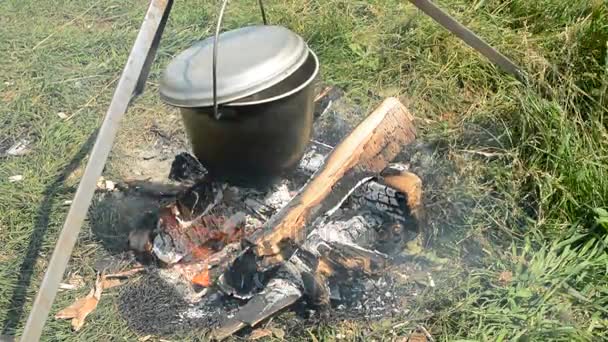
top-left (213, 0), bottom-right (268, 119)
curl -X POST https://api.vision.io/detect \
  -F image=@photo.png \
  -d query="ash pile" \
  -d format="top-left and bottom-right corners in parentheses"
top-left (115, 93), bottom-right (425, 339)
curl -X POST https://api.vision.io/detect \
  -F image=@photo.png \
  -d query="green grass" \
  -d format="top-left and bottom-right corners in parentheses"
top-left (1, 0), bottom-right (607, 340)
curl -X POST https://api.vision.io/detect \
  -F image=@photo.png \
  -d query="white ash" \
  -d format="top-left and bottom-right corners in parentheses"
top-left (304, 213), bottom-right (383, 253)
top-left (244, 216), bottom-right (264, 234)
top-left (227, 182), bottom-right (298, 219)
top-left (386, 162), bottom-right (410, 172)
top-left (298, 149), bottom-right (326, 174)
top-left (180, 306), bottom-right (209, 320)
top-left (265, 278), bottom-right (302, 299)
top-left (156, 268), bottom-right (207, 304)
top-left (153, 234), bottom-right (185, 265)
top-left (299, 175), bottom-right (411, 259)
top-left (176, 293), bottom-right (241, 324)
top-left (155, 173), bottom-right (409, 304)
top-left (281, 177), bottom-right (407, 310)
top-left (152, 138), bottom-right (413, 316)
top-left (324, 176), bottom-right (375, 217)
top-left (262, 182), bottom-right (293, 210)
top-left (221, 212), bottom-right (246, 236)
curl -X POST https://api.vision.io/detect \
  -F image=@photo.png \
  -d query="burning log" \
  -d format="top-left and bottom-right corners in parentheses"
top-left (249, 97), bottom-right (416, 266)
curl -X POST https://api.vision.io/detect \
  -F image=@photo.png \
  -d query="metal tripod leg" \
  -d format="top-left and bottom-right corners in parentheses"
top-left (133, 0), bottom-right (173, 99)
top-left (408, 0), bottom-right (526, 83)
top-left (20, 1), bottom-right (173, 340)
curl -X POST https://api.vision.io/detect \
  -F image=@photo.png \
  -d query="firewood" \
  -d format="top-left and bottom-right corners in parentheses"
top-left (213, 278), bottom-right (302, 340)
top-left (380, 166), bottom-right (425, 226)
top-left (248, 97), bottom-right (416, 265)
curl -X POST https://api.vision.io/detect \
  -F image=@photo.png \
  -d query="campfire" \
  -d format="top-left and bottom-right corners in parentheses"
top-left (116, 96), bottom-right (423, 339)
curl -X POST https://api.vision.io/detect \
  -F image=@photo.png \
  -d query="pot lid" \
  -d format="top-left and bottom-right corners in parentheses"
top-left (159, 25), bottom-right (309, 107)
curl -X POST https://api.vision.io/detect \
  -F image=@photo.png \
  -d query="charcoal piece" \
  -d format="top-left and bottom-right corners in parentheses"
top-left (90, 190), bottom-right (161, 253)
top-left (329, 282), bottom-right (342, 301)
top-left (300, 271), bottom-right (330, 308)
top-left (169, 152), bottom-right (207, 183)
top-left (347, 180), bottom-right (409, 223)
top-left (213, 278), bottom-right (303, 340)
top-left (318, 241), bottom-right (388, 276)
top-left (218, 248), bottom-right (265, 299)
top-left (174, 180), bottom-right (218, 219)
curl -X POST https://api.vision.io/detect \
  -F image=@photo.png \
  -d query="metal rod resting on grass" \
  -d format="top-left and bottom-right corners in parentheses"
top-left (408, 0), bottom-right (527, 83)
top-left (20, 0), bottom-right (173, 340)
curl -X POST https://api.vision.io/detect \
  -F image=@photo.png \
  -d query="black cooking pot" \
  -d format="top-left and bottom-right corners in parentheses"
top-left (179, 52), bottom-right (319, 186)
top-left (160, 2), bottom-right (319, 187)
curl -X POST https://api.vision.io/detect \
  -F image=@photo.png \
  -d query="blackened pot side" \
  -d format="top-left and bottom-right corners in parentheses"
top-left (180, 51), bottom-right (319, 187)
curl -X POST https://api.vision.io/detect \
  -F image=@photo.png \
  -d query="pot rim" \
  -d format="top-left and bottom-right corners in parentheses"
top-left (226, 49), bottom-right (319, 107)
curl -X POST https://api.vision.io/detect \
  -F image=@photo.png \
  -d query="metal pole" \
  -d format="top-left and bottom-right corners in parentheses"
top-left (20, 0), bottom-right (173, 340)
top-left (408, 0), bottom-right (526, 83)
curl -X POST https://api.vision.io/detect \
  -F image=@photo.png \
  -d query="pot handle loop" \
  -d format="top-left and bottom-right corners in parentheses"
top-left (213, 0), bottom-right (268, 119)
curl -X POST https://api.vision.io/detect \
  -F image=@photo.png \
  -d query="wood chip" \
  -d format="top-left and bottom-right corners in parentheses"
top-left (314, 86), bottom-right (333, 102)
top-left (98, 266), bottom-right (144, 290)
top-left (271, 328), bottom-right (285, 339)
top-left (96, 177), bottom-right (116, 191)
top-left (96, 177), bottom-right (105, 189)
top-left (249, 328), bottom-right (273, 340)
top-left (406, 332), bottom-right (428, 342)
top-left (59, 283), bottom-right (78, 291)
top-left (58, 273), bottom-right (85, 291)
top-left (104, 266), bottom-right (145, 279)
top-left (105, 180), bottom-right (116, 191)
top-left (498, 271), bottom-right (513, 285)
top-left (100, 277), bottom-right (123, 290)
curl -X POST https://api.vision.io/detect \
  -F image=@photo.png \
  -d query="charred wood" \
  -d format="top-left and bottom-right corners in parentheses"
top-left (249, 97), bottom-right (417, 267)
